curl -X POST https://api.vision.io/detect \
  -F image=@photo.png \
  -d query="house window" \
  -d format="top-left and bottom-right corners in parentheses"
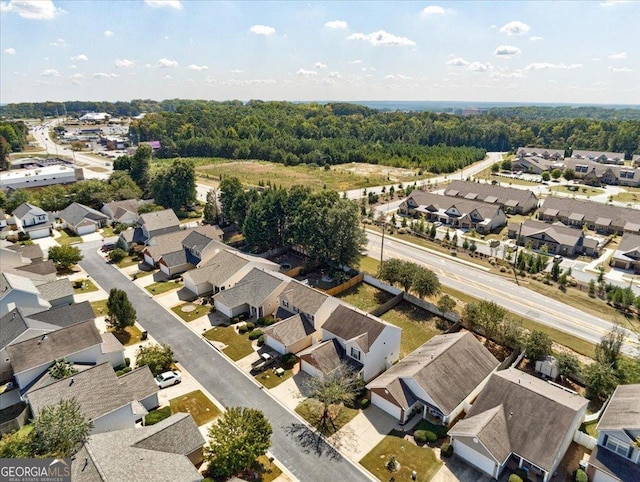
top-left (605, 437), bottom-right (630, 458)
top-left (350, 347), bottom-right (361, 361)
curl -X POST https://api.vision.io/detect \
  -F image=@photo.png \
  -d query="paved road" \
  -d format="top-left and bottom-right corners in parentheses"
top-left (366, 231), bottom-right (640, 357)
top-left (78, 241), bottom-right (371, 482)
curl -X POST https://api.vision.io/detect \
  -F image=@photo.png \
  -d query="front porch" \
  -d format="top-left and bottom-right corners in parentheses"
top-left (500, 454), bottom-right (548, 482)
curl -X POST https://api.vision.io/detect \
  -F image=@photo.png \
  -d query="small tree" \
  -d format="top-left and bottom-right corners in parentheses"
top-left (378, 258), bottom-right (403, 287)
top-left (48, 358), bottom-right (78, 380)
top-left (524, 330), bottom-right (552, 362)
top-left (429, 223), bottom-right (437, 239)
top-left (551, 260), bottom-right (561, 281)
top-left (107, 288), bottom-right (136, 331)
top-left (463, 301), bottom-right (506, 342)
top-left (412, 267), bottom-right (441, 299)
top-left (541, 171), bottom-right (551, 182)
top-left (557, 352), bottom-right (581, 380)
top-left (595, 325), bottom-right (625, 369)
top-left (398, 260), bottom-right (418, 292)
top-left (136, 343), bottom-right (175, 376)
top-left (550, 168), bottom-right (563, 180)
top-left (588, 279), bottom-right (596, 298)
top-left (469, 241), bottom-right (478, 253)
top-left (108, 248), bottom-right (127, 264)
top-left (30, 399), bottom-right (93, 458)
top-left (203, 189), bottom-right (221, 225)
top-left (583, 362), bottom-right (618, 401)
top-left (437, 294), bottom-right (457, 314)
top-left (205, 407), bottom-right (272, 480)
top-left (48, 244), bottom-right (83, 270)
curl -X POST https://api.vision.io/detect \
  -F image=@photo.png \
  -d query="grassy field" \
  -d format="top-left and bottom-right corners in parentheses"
top-left (55, 228), bottom-right (82, 245)
top-left (204, 326), bottom-right (254, 361)
top-left (90, 299), bottom-right (108, 317)
top-left (145, 280), bottom-right (183, 296)
top-left (72, 278), bottom-right (98, 294)
top-left (295, 399), bottom-right (359, 436)
top-left (336, 283), bottom-right (392, 312)
top-left (360, 431), bottom-right (442, 482)
top-left (169, 390), bottom-right (221, 426)
top-left (548, 185), bottom-right (604, 198)
top-left (171, 303), bottom-right (213, 322)
top-left (381, 301), bottom-right (443, 358)
top-left (197, 160), bottom-right (424, 192)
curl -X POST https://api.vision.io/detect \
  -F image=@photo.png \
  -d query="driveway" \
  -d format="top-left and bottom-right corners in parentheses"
top-left (270, 372), bottom-right (312, 412)
top-left (431, 455), bottom-right (491, 482)
top-left (79, 242), bottom-right (372, 482)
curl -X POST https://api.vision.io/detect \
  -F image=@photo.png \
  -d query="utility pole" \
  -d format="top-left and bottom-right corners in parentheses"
top-left (379, 202), bottom-right (390, 269)
top-left (511, 222), bottom-right (523, 286)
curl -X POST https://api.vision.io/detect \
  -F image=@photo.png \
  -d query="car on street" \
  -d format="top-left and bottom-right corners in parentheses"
top-left (154, 370), bottom-right (181, 388)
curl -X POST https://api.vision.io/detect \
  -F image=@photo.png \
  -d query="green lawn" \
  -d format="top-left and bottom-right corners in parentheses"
top-left (360, 430), bottom-right (442, 481)
top-left (90, 299), bottom-right (108, 317)
top-left (255, 366), bottom-right (295, 389)
top-left (169, 390), bottom-right (221, 426)
top-left (548, 185), bottom-right (604, 198)
top-left (145, 406), bottom-right (172, 425)
top-left (109, 325), bottom-right (143, 346)
top-left (204, 326), bottom-right (254, 361)
top-left (581, 421), bottom-right (598, 439)
top-left (73, 278), bottom-right (98, 294)
top-left (358, 256), bottom-right (381, 276)
top-left (131, 269), bottom-right (156, 280)
top-left (336, 283), bottom-right (392, 312)
top-left (381, 301), bottom-right (443, 358)
top-left (101, 226), bottom-right (116, 237)
top-left (117, 255), bottom-right (140, 268)
top-left (202, 455), bottom-right (282, 482)
top-left (295, 399), bottom-right (359, 436)
top-left (56, 228), bottom-right (82, 245)
top-left (145, 280), bottom-right (183, 296)
top-left (414, 419), bottom-right (449, 439)
top-left (171, 303), bottom-right (213, 322)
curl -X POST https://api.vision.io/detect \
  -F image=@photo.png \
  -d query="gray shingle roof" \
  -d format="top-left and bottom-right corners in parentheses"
top-left (511, 219), bottom-right (586, 248)
top-left (0, 308), bottom-right (58, 350)
top-left (118, 366), bottom-right (158, 402)
top-left (6, 320), bottom-right (102, 373)
top-left (72, 413), bottom-right (204, 482)
top-left (449, 368), bottom-right (588, 473)
top-left (16, 260), bottom-right (57, 277)
top-left (299, 338), bottom-right (363, 374)
top-left (368, 332), bottom-right (499, 414)
top-left (214, 268), bottom-right (286, 309)
top-left (322, 305), bottom-right (386, 353)
top-left (36, 278), bottom-right (73, 303)
top-left (184, 250), bottom-right (249, 286)
top-left (59, 202), bottom-right (108, 228)
top-left (7, 243), bottom-right (44, 260)
top-left (404, 191), bottom-right (504, 220)
top-left (445, 180), bottom-right (537, 209)
top-left (27, 301), bottom-right (95, 328)
top-left (138, 209), bottom-right (180, 233)
top-left (146, 225), bottom-right (225, 261)
top-left (160, 249), bottom-right (190, 269)
top-left (12, 202), bottom-right (46, 219)
top-left (264, 313), bottom-right (315, 346)
top-left (596, 383), bottom-right (640, 433)
top-left (279, 280), bottom-right (329, 316)
top-left (541, 197), bottom-right (640, 231)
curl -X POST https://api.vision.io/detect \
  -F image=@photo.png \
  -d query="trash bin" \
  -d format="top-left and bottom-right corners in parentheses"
top-left (141, 331), bottom-right (148, 341)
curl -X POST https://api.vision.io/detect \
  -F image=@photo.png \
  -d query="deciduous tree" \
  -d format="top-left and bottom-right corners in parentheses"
top-left (130, 144), bottom-right (152, 192)
top-left (30, 399), bottom-right (93, 458)
top-left (595, 325), bottom-right (625, 368)
top-left (107, 288), bottom-right (136, 331)
top-left (48, 245), bottom-right (83, 270)
top-left (136, 343), bottom-right (175, 376)
top-left (412, 266), bottom-right (440, 298)
top-left (524, 330), bottom-right (552, 362)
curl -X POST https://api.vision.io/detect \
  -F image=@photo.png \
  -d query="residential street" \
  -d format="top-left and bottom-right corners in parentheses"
top-left (366, 231), bottom-right (640, 357)
top-left (78, 241), bottom-right (372, 482)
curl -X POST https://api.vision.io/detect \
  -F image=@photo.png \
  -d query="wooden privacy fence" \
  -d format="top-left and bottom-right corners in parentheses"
top-left (325, 273), bottom-right (365, 296)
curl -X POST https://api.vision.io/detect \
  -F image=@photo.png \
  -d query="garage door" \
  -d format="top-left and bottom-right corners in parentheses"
top-left (214, 300), bottom-right (233, 318)
top-left (452, 439), bottom-right (497, 477)
top-left (77, 224), bottom-right (96, 236)
top-left (371, 393), bottom-right (402, 420)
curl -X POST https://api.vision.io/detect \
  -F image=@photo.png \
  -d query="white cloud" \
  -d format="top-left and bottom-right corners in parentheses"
top-left (491, 70), bottom-right (525, 79)
top-left (156, 58), bottom-right (179, 68)
top-left (328, 71), bottom-right (341, 78)
top-left (499, 21), bottom-right (530, 36)
top-left (70, 54), bottom-right (88, 61)
top-left (186, 64), bottom-right (208, 71)
top-left (591, 58), bottom-right (602, 62)
top-left (347, 30), bottom-right (416, 47)
top-left (93, 72), bottom-right (119, 79)
top-left (297, 68), bottom-right (318, 77)
top-left (144, 0), bottom-right (182, 10)
top-left (348, 60), bottom-right (363, 64)
top-left (420, 5), bottom-right (445, 16)
top-left (70, 73), bottom-right (83, 84)
top-left (41, 69), bottom-right (61, 77)
top-left (217, 78), bottom-right (276, 86)
top-left (314, 62), bottom-right (327, 70)
top-left (385, 74), bottom-right (414, 80)
top-left (4, 47), bottom-right (16, 55)
top-left (525, 62), bottom-right (582, 70)
top-left (467, 62), bottom-right (493, 72)
top-left (599, 0), bottom-right (629, 6)
top-left (68, 64), bottom-right (76, 69)
top-left (609, 66), bottom-right (633, 72)
top-left (249, 24), bottom-right (276, 36)
top-left (50, 38), bottom-right (66, 47)
top-left (494, 45), bottom-right (521, 57)
top-left (324, 20), bottom-right (348, 29)
top-left (609, 51), bottom-right (627, 59)
top-left (164, 74), bottom-right (172, 79)
top-left (104, 30), bottom-right (114, 37)
top-left (529, 36), bottom-right (543, 41)
top-left (446, 57), bottom-right (469, 67)
top-left (0, 0), bottom-right (63, 20)
top-left (230, 69), bottom-right (243, 74)
top-left (115, 58), bottom-right (135, 68)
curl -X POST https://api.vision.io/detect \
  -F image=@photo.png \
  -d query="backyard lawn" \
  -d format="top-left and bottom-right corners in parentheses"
top-left (145, 280), bottom-right (183, 296)
top-left (204, 326), bottom-right (254, 361)
top-left (90, 299), bottom-right (108, 317)
top-left (336, 283), bottom-right (392, 313)
top-left (295, 399), bottom-right (359, 436)
top-left (73, 278), bottom-right (98, 294)
top-left (171, 302), bottom-right (213, 322)
top-left (381, 301), bottom-right (443, 358)
top-left (360, 430), bottom-right (442, 481)
top-left (169, 390), bottom-right (221, 426)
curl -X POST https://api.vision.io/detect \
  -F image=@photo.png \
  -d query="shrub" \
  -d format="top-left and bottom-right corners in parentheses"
top-left (232, 317), bottom-right (239, 324)
top-left (282, 353), bottom-right (297, 367)
top-left (256, 317), bottom-right (266, 327)
top-left (238, 325), bottom-right (248, 334)
top-left (264, 317), bottom-right (276, 326)
top-left (414, 430), bottom-right (437, 444)
top-left (248, 329), bottom-right (263, 340)
top-left (257, 335), bottom-right (265, 347)
top-left (360, 398), bottom-right (370, 409)
top-left (124, 357), bottom-right (130, 367)
top-left (245, 322), bottom-right (255, 331)
top-left (575, 469), bottom-right (588, 482)
top-left (145, 406), bottom-right (172, 425)
top-left (500, 266), bottom-right (507, 273)
top-left (508, 475), bottom-right (523, 482)
top-left (440, 442), bottom-right (453, 458)
top-left (116, 367), bottom-right (132, 376)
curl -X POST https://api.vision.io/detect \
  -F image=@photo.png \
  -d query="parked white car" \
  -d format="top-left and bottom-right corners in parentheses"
top-left (154, 370), bottom-right (181, 388)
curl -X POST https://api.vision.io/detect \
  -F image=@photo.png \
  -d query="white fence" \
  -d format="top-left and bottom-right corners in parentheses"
top-left (573, 430), bottom-right (597, 450)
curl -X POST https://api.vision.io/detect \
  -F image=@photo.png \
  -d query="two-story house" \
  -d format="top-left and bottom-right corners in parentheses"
top-left (587, 384), bottom-right (640, 482)
top-left (12, 202), bottom-right (51, 239)
top-left (298, 304), bottom-right (401, 382)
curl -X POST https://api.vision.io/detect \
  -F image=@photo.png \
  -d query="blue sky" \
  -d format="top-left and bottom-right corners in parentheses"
top-left (1, 0), bottom-right (639, 104)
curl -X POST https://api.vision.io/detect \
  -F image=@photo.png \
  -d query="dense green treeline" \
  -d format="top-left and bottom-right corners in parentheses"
top-left (489, 105), bottom-right (640, 121)
top-left (0, 120), bottom-right (28, 169)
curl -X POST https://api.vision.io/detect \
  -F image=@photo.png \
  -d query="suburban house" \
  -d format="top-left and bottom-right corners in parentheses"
top-left (516, 147), bottom-right (565, 160)
top-left (570, 150), bottom-right (626, 165)
top-left (263, 280), bottom-right (341, 355)
top-left (101, 199), bottom-right (150, 226)
top-left (25, 362), bottom-right (159, 434)
top-left (298, 304), bottom-right (401, 382)
top-left (367, 332), bottom-right (499, 425)
top-left (6, 243), bottom-right (44, 263)
top-left (1, 271), bottom-right (51, 316)
top-left (398, 191), bottom-right (507, 234)
top-left (539, 197), bottom-right (640, 235)
top-left (586, 384), bottom-right (640, 482)
top-left (563, 158), bottom-right (640, 187)
top-left (72, 413), bottom-right (205, 482)
top-left (448, 368), bottom-right (588, 482)
top-left (508, 220), bottom-right (600, 257)
top-left (512, 155), bottom-right (565, 175)
top-left (58, 202), bottom-right (109, 235)
top-left (183, 249), bottom-right (279, 297)
top-left (1, 245), bottom-right (33, 268)
top-left (118, 208), bottom-right (181, 249)
top-left (611, 233), bottom-right (640, 272)
top-left (213, 268), bottom-right (289, 319)
top-left (12, 202), bottom-right (52, 239)
top-left (14, 260), bottom-right (57, 280)
top-left (5, 320), bottom-right (124, 391)
top-left (444, 180), bottom-right (539, 215)
top-left (143, 225), bottom-right (225, 276)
